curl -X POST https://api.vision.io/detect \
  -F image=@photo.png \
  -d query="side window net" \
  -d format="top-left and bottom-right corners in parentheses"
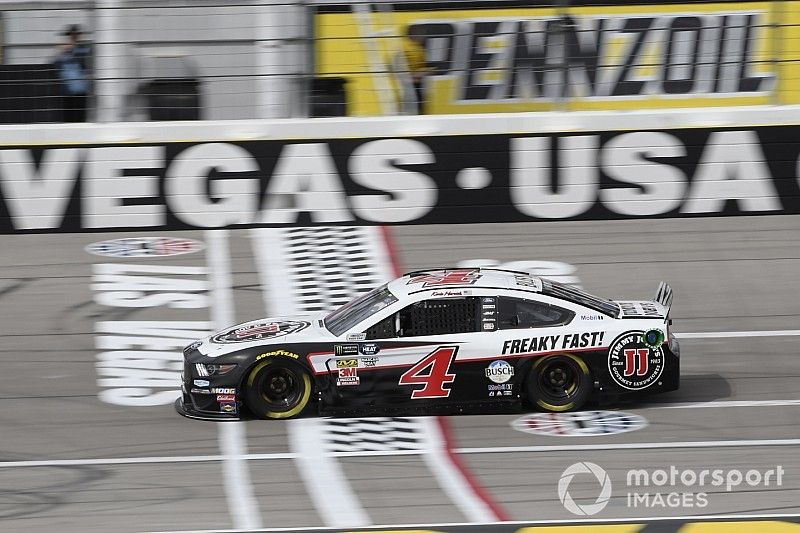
top-left (365, 315), bottom-right (396, 340)
top-left (400, 297), bottom-right (479, 337)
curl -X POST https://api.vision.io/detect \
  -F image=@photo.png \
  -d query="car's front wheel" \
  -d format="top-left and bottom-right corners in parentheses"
top-left (527, 354), bottom-right (592, 412)
top-left (245, 358), bottom-right (313, 419)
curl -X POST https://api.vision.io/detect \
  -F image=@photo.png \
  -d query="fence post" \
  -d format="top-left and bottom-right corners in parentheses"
top-left (94, 0), bottom-right (126, 122)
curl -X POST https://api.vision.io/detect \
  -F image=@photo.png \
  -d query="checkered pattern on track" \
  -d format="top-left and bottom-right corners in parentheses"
top-left (320, 417), bottom-right (428, 453)
top-left (251, 226), bottom-right (396, 315)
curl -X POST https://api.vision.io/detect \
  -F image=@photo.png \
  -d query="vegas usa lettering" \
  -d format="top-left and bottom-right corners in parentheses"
top-left (0, 128), bottom-right (797, 233)
top-left (92, 264), bottom-right (211, 406)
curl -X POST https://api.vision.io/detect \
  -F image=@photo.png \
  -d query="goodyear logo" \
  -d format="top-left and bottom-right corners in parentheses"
top-left (257, 350), bottom-right (300, 360)
top-left (336, 358), bottom-right (359, 368)
top-left (315, 3), bottom-right (782, 115)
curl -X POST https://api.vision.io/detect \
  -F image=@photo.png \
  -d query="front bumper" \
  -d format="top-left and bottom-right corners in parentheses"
top-left (174, 396), bottom-right (240, 421)
top-left (177, 363), bottom-right (242, 421)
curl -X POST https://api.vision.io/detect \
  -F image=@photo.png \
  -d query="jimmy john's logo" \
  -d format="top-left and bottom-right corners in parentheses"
top-left (608, 331), bottom-right (664, 390)
top-left (211, 320), bottom-right (309, 344)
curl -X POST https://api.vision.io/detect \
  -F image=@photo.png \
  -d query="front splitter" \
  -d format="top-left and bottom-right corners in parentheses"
top-left (174, 398), bottom-right (241, 421)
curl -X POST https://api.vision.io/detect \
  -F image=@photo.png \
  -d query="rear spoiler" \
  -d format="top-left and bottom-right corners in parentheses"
top-left (654, 282), bottom-right (673, 315)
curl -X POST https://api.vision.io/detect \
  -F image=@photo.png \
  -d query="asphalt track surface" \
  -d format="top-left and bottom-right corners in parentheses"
top-left (0, 215), bottom-right (799, 532)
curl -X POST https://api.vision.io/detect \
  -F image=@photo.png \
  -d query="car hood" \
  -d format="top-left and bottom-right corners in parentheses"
top-left (196, 314), bottom-right (333, 358)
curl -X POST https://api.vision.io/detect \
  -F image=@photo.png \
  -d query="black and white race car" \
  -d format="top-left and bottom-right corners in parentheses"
top-left (176, 268), bottom-right (679, 420)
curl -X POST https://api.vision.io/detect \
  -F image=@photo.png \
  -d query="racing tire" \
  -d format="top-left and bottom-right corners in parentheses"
top-left (245, 358), bottom-right (313, 419)
top-left (527, 354), bottom-right (592, 412)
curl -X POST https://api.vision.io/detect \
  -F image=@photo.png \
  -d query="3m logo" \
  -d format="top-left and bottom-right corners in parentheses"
top-left (623, 348), bottom-right (650, 377)
top-left (338, 367), bottom-right (357, 378)
top-left (407, 269), bottom-right (481, 288)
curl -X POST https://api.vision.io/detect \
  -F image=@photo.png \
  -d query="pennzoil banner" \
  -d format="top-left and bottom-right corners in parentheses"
top-left (313, 1), bottom-right (800, 116)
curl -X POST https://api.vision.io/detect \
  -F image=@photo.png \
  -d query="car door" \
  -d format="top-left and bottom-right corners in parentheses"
top-left (337, 295), bottom-right (484, 407)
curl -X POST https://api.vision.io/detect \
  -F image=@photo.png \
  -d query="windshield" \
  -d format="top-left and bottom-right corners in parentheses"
top-left (542, 279), bottom-right (620, 317)
top-left (324, 285), bottom-right (398, 336)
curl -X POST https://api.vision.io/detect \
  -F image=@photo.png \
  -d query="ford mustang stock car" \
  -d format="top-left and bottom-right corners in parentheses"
top-left (176, 268), bottom-right (679, 420)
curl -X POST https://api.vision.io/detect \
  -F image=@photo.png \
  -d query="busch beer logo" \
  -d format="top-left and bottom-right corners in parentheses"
top-left (608, 332), bottom-right (664, 390)
top-left (407, 269), bottom-right (482, 287)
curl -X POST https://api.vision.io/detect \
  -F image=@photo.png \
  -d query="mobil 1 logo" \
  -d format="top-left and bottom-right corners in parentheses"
top-left (608, 331), bottom-right (664, 390)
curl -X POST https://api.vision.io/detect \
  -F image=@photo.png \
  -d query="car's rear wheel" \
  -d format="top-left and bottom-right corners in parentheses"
top-left (527, 354), bottom-right (592, 412)
top-left (245, 358), bottom-right (312, 419)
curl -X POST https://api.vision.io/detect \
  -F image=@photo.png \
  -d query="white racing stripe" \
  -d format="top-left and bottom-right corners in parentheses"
top-left (206, 230), bottom-right (262, 531)
top-left (252, 227), bottom-right (388, 527)
top-left (288, 418), bottom-right (371, 527)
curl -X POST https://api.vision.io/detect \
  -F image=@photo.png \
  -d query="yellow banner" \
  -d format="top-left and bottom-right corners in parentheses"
top-left (315, 2), bottom-right (800, 116)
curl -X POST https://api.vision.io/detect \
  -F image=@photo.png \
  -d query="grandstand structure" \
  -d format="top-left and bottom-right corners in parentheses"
top-left (0, 0), bottom-right (794, 121)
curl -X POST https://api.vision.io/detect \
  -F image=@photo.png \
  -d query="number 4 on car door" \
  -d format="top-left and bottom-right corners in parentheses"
top-left (398, 346), bottom-right (458, 399)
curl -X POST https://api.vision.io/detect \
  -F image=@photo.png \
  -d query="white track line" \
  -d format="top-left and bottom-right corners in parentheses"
top-left (420, 417), bottom-right (501, 523)
top-left (144, 512), bottom-right (800, 533)
top-left (0, 454), bottom-right (295, 468)
top-left (456, 438), bottom-right (800, 455)
top-left (648, 399), bottom-right (800, 409)
top-left (288, 418), bottom-right (371, 528)
top-left (4, 438), bottom-right (800, 469)
top-left (676, 329), bottom-right (800, 339)
top-left (207, 229), bottom-right (262, 531)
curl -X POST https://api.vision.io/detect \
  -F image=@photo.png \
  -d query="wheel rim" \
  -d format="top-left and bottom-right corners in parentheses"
top-left (258, 366), bottom-right (302, 411)
top-left (537, 358), bottom-right (581, 404)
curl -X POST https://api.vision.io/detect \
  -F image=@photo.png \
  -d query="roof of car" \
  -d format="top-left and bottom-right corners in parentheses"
top-left (388, 268), bottom-right (541, 298)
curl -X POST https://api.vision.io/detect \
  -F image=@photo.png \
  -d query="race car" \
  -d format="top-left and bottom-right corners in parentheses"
top-left (176, 268), bottom-right (679, 420)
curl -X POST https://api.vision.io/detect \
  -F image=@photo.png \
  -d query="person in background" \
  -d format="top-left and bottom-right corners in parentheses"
top-left (399, 24), bottom-right (429, 114)
top-left (54, 24), bottom-right (91, 122)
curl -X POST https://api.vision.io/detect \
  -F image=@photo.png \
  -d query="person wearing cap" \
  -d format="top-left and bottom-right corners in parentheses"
top-left (54, 24), bottom-right (91, 122)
